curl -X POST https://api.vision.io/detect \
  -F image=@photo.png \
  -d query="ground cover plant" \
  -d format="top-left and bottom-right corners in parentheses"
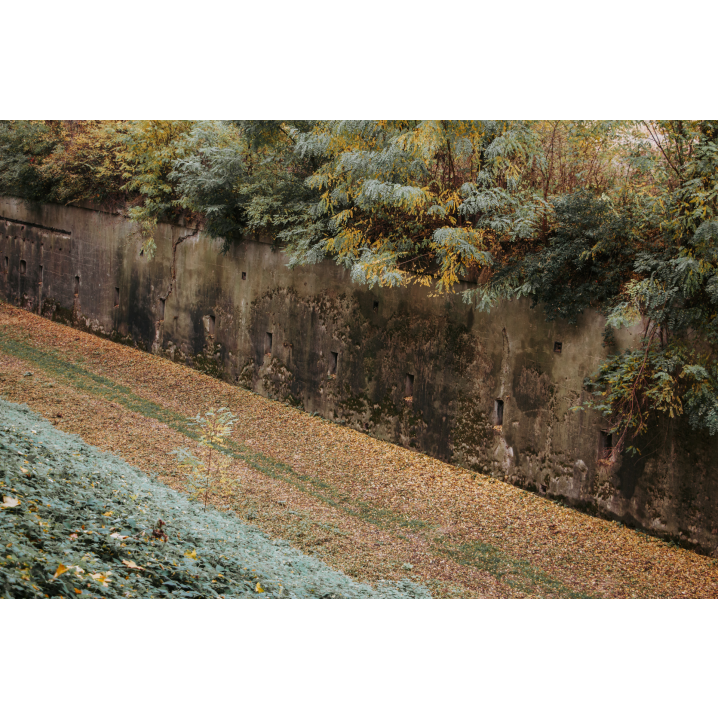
top-left (2, 304), bottom-right (718, 598)
top-left (0, 398), bottom-right (429, 599)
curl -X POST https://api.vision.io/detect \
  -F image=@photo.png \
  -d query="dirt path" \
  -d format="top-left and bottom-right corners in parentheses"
top-left (1, 302), bottom-right (717, 598)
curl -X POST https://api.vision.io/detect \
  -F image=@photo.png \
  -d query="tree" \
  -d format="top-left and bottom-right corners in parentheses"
top-left (172, 407), bottom-right (238, 509)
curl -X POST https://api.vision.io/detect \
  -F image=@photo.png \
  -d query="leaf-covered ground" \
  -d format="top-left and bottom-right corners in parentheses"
top-left (1, 302), bottom-right (717, 598)
top-left (0, 399), bottom-right (429, 599)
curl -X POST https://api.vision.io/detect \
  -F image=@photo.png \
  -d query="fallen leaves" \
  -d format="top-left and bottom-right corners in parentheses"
top-left (1, 496), bottom-right (20, 509)
top-left (1, 302), bottom-right (717, 599)
top-left (90, 572), bottom-right (112, 587)
top-left (53, 563), bottom-right (69, 579)
top-left (122, 559), bottom-right (145, 571)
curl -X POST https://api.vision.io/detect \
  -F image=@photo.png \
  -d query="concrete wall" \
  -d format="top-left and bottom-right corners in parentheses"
top-left (2, 196), bottom-right (717, 554)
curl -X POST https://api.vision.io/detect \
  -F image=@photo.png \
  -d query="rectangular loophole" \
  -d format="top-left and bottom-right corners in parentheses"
top-left (554, 341), bottom-right (562, 353)
top-left (74, 276), bottom-right (80, 296)
top-left (208, 315), bottom-right (216, 334)
top-left (373, 300), bottom-right (379, 313)
top-left (159, 297), bottom-right (165, 320)
top-left (405, 373), bottom-right (414, 397)
top-left (495, 399), bottom-right (504, 426)
top-left (38, 265), bottom-right (43, 285)
top-left (242, 271), bottom-right (247, 280)
top-left (20, 260), bottom-right (26, 275)
top-left (600, 431), bottom-right (613, 459)
top-left (330, 351), bottom-right (338, 374)
top-left (114, 287), bottom-right (120, 307)
top-left (265, 332), bottom-right (273, 354)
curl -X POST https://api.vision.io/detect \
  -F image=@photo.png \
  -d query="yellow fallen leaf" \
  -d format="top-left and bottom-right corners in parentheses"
top-left (184, 549), bottom-right (197, 560)
top-left (255, 582), bottom-right (264, 593)
top-left (122, 559), bottom-right (145, 571)
top-left (110, 533), bottom-right (129, 540)
top-left (74, 588), bottom-right (82, 594)
top-left (20, 467), bottom-right (29, 474)
top-left (103, 511), bottom-right (113, 517)
top-left (1, 496), bottom-right (20, 509)
top-left (90, 572), bottom-right (112, 587)
top-left (53, 564), bottom-right (69, 579)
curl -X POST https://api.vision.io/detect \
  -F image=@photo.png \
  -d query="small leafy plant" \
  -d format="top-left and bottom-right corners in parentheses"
top-left (173, 407), bottom-right (238, 509)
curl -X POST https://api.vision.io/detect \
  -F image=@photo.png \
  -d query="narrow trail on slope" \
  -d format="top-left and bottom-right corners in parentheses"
top-left (1, 302), bottom-right (717, 598)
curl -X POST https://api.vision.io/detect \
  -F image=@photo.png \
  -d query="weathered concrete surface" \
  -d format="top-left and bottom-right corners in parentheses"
top-left (2, 196), bottom-right (717, 554)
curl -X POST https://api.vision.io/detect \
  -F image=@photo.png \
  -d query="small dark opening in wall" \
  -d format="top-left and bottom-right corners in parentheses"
top-left (139, 249), bottom-right (144, 257)
top-left (600, 431), bottom-right (613, 459)
top-left (114, 287), bottom-right (120, 307)
top-left (373, 300), bottom-right (379, 313)
top-left (406, 373), bottom-right (414, 397)
top-left (265, 332), bottom-right (273, 354)
top-left (20, 260), bottom-right (26, 275)
top-left (495, 399), bottom-right (504, 426)
top-left (38, 265), bottom-right (43, 285)
top-left (74, 276), bottom-right (80, 296)
top-left (58, 247), bottom-right (62, 252)
top-left (208, 315), bottom-right (216, 334)
top-left (159, 297), bottom-right (165, 320)
top-left (554, 341), bottom-right (562, 353)
top-left (242, 271), bottom-right (246, 280)
top-left (330, 351), bottom-right (338, 374)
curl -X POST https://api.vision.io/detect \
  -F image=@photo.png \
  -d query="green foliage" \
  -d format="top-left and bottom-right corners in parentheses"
top-left (0, 121), bottom-right (59, 200)
top-left (0, 121), bottom-right (129, 205)
top-left (118, 120), bottom-right (196, 257)
top-left (171, 120), bottom-right (321, 251)
top-left (485, 191), bottom-right (639, 323)
top-left (582, 343), bottom-right (718, 454)
top-left (284, 120), bottom-right (547, 290)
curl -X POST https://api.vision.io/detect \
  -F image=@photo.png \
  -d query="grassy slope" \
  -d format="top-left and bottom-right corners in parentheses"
top-left (0, 399), bottom-right (429, 599)
top-left (1, 302), bottom-right (717, 598)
